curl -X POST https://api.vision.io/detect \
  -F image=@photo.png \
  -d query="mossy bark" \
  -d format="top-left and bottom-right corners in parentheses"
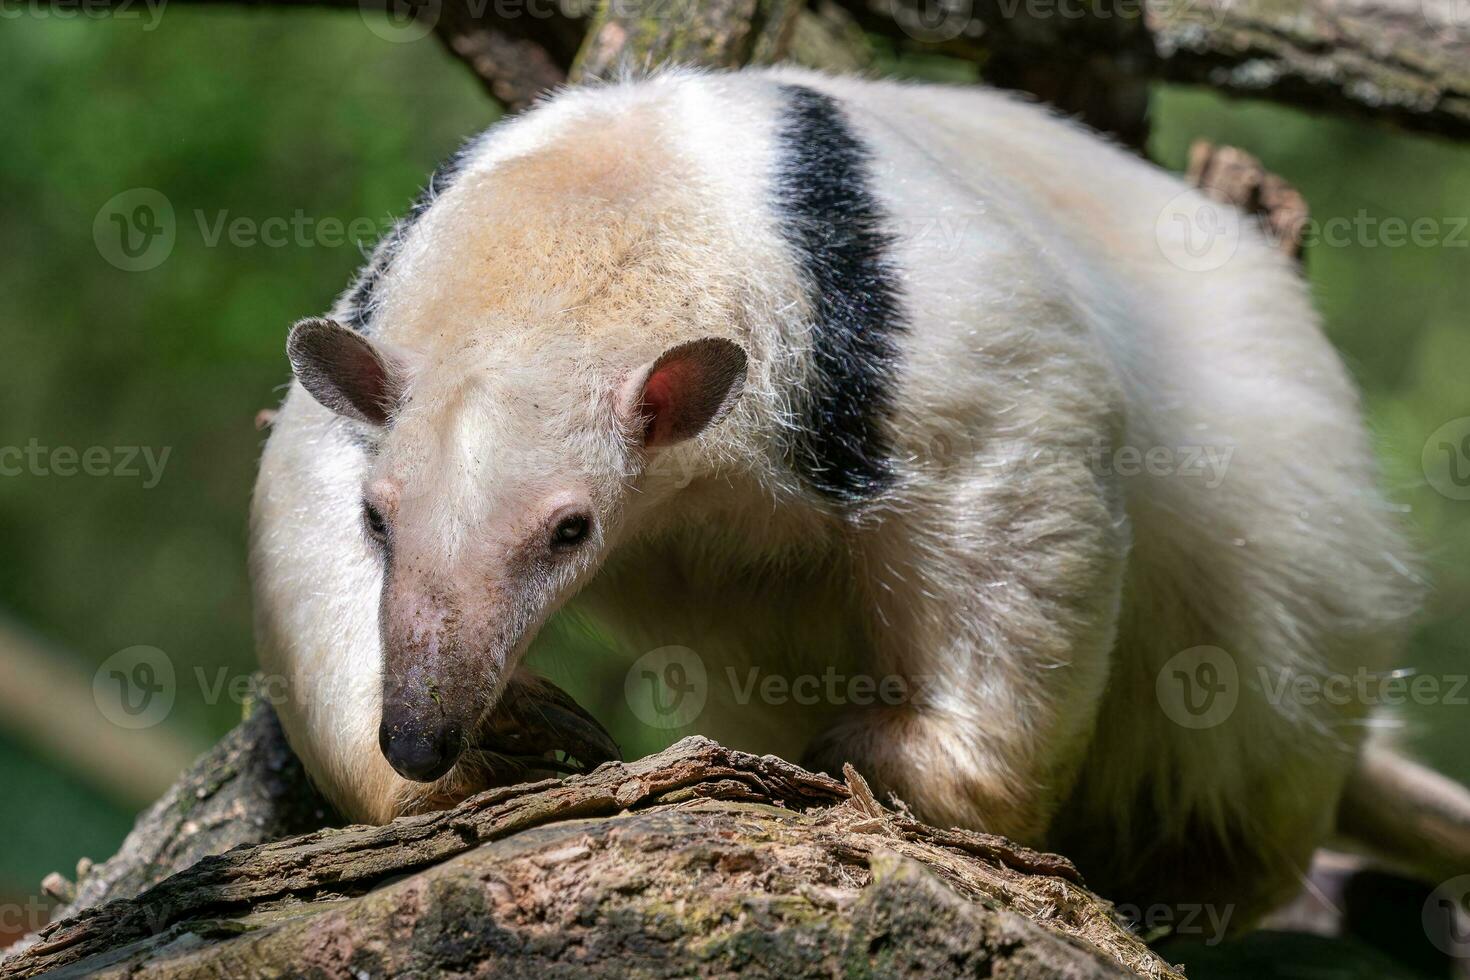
top-left (572, 0), bottom-right (808, 80)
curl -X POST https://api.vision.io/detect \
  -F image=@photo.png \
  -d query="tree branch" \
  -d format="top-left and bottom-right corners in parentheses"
top-left (573, 0), bottom-right (807, 80)
top-left (33, 0), bottom-right (1468, 140)
top-left (3, 736), bottom-right (1185, 979)
top-left (842, 0), bottom-right (1470, 142)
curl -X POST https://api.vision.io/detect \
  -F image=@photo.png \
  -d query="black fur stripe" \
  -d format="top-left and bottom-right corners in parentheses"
top-left (773, 85), bottom-right (906, 504)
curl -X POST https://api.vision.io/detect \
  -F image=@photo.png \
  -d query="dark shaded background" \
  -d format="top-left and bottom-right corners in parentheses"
top-left (0, 6), bottom-right (1467, 953)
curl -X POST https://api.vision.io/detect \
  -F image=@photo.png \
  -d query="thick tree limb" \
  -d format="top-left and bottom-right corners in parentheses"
top-left (844, 0), bottom-right (1470, 141)
top-left (3, 735), bottom-right (1184, 979)
top-left (1146, 0), bottom-right (1470, 138)
top-left (35, 0), bottom-right (1469, 140)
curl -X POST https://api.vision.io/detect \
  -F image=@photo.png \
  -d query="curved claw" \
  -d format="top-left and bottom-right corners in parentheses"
top-left (475, 670), bottom-right (621, 774)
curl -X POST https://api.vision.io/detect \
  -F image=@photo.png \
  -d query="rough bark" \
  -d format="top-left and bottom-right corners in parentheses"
top-left (432, 3), bottom-right (582, 112)
top-left (3, 735), bottom-right (1184, 979)
top-left (843, 0), bottom-right (1470, 142)
top-left (1144, 0), bottom-right (1470, 138)
top-left (574, 0), bottom-right (808, 79)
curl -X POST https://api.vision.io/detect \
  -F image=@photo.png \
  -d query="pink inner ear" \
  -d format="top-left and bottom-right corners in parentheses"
top-left (640, 362), bottom-right (687, 447)
top-left (622, 336), bottom-right (746, 450)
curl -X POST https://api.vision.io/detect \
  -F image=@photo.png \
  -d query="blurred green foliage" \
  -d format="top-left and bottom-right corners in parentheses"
top-left (0, 8), bottom-right (1465, 918)
top-left (0, 8), bottom-right (494, 890)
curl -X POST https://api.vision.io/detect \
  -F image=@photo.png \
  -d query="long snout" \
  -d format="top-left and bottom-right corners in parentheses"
top-left (378, 576), bottom-right (506, 783)
top-left (379, 681), bottom-right (466, 782)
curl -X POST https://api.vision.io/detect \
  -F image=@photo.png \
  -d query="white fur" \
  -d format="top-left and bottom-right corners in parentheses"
top-left (251, 68), bottom-right (1420, 919)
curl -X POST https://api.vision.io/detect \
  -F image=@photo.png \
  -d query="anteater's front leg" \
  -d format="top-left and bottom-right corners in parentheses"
top-left (804, 464), bottom-right (1126, 844)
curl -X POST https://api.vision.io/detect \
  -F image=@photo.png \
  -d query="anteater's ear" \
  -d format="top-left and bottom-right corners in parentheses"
top-left (618, 337), bottom-right (748, 449)
top-left (287, 317), bottom-right (408, 427)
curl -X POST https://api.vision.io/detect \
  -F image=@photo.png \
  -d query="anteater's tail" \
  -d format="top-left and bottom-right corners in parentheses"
top-left (1337, 742), bottom-right (1470, 884)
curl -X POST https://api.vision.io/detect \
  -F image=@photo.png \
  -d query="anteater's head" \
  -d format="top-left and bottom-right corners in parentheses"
top-left (286, 316), bottom-right (745, 782)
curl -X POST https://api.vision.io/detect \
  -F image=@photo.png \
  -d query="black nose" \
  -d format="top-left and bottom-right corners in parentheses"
top-left (379, 720), bottom-right (464, 782)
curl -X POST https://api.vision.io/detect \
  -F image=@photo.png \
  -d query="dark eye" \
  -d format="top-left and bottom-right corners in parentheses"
top-left (551, 515), bottom-right (590, 550)
top-left (363, 501), bottom-right (389, 544)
